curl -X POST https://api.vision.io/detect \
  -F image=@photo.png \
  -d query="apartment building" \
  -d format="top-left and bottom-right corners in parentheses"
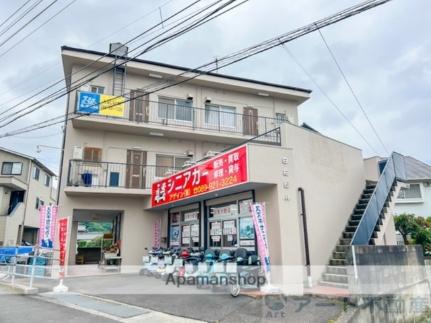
top-left (0, 147), bottom-right (56, 246)
top-left (58, 45), bottom-right (404, 291)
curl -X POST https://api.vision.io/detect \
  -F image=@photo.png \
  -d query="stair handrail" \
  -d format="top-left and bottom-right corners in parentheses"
top-left (351, 152), bottom-right (406, 245)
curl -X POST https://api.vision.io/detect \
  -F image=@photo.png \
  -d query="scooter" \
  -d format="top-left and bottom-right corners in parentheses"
top-left (229, 248), bottom-right (263, 297)
top-left (184, 248), bottom-right (204, 279)
top-left (211, 249), bottom-right (235, 292)
top-left (154, 248), bottom-right (174, 279)
top-left (161, 248), bottom-right (183, 282)
top-left (140, 247), bottom-right (163, 276)
top-left (196, 249), bottom-right (218, 289)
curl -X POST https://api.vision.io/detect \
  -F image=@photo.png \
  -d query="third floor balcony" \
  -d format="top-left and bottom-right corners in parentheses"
top-left (72, 91), bottom-right (286, 145)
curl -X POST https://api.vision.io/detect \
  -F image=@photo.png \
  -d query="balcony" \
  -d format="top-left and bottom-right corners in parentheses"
top-left (65, 160), bottom-right (178, 197)
top-left (72, 95), bottom-right (284, 145)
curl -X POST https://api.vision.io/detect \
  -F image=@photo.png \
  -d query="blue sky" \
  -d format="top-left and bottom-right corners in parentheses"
top-left (0, 0), bottom-right (429, 174)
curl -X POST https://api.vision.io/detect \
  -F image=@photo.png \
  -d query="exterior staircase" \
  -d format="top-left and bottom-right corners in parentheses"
top-left (320, 181), bottom-right (377, 288)
top-left (319, 152), bottom-right (406, 289)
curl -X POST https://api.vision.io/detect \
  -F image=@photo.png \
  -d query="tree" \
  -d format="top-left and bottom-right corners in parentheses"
top-left (394, 213), bottom-right (431, 254)
top-left (394, 213), bottom-right (419, 245)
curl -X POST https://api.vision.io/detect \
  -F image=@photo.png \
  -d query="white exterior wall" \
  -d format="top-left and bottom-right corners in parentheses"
top-left (395, 181), bottom-right (431, 217)
top-left (0, 150), bottom-right (56, 246)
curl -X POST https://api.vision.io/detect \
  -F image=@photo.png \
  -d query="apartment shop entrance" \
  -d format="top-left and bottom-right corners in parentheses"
top-left (70, 209), bottom-right (122, 266)
top-left (167, 191), bottom-right (257, 253)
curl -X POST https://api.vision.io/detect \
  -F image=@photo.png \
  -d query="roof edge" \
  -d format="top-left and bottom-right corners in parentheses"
top-left (61, 45), bottom-right (312, 94)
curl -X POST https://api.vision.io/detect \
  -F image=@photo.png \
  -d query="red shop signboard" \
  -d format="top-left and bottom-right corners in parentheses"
top-left (151, 145), bottom-right (248, 207)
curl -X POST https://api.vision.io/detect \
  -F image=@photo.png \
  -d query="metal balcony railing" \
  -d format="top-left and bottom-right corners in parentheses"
top-left (351, 152), bottom-right (406, 245)
top-left (67, 160), bottom-right (179, 190)
top-left (75, 93), bottom-right (286, 143)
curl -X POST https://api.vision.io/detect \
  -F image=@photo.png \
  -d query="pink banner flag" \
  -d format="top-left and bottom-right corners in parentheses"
top-left (250, 202), bottom-right (271, 273)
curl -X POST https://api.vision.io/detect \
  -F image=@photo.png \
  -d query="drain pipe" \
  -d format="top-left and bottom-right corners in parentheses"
top-left (298, 188), bottom-right (312, 288)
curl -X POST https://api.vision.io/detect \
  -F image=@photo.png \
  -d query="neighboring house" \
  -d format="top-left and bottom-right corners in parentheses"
top-left (0, 147), bottom-right (57, 246)
top-left (58, 44), bottom-right (403, 290)
top-left (394, 156), bottom-right (431, 217)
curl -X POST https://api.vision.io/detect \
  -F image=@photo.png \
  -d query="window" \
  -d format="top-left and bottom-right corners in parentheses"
top-left (90, 85), bottom-right (104, 94)
top-left (205, 104), bottom-right (236, 128)
top-left (158, 97), bottom-right (192, 122)
top-left (155, 154), bottom-right (190, 177)
top-left (45, 175), bottom-right (51, 187)
top-left (83, 147), bottom-right (102, 162)
top-left (275, 112), bottom-right (287, 125)
top-left (398, 183), bottom-right (422, 200)
top-left (33, 167), bottom-right (40, 180)
top-left (35, 198), bottom-right (44, 210)
top-left (208, 197), bottom-right (255, 251)
top-left (2, 162), bottom-right (23, 175)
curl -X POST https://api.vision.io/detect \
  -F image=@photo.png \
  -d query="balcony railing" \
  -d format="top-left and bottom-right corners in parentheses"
top-left (67, 160), bottom-right (179, 190)
top-left (75, 94), bottom-right (286, 143)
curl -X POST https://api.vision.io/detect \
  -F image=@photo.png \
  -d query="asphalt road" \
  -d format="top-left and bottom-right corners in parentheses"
top-left (23, 274), bottom-right (343, 323)
top-left (0, 285), bottom-right (117, 323)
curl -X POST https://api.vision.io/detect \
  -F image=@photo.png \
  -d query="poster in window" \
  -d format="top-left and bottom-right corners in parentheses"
top-left (210, 222), bottom-right (222, 235)
top-left (239, 199), bottom-right (252, 216)
top-left (223, 220), bottom-right (237, 234)
top-left (239, 217), bottom-right (254, 240)
top-left (182, 225), bottom-right (190, 237)
top-left (184, 211), bottom-right (199, 222)
top-left (191, 224), bottom-right (199, 237)
top-left (211, 235), bottom-right (221, 242)
top-left (182, 237), bottom-right (190, 245)
top-left (170, 226), bottom-right (180, 246)
top-left (171, 213), bottom-right (180, 224)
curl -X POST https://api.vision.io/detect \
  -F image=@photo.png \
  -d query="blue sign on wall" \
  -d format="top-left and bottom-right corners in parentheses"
top-left (77, 91), bottom-right (100, 114)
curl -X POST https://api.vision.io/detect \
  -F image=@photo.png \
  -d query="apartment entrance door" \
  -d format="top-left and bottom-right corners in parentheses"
top-left (129, 90), bottom-right (149, 122)
top-left (126, 150), bottom-right (147, 188)
top-left (243, 107), bottom-right (258, 136)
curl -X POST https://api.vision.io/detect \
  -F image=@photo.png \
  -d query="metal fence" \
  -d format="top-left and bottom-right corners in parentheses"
top-left (67, 161), bottom-right (178, 189)
top-left (0, 247), bottom-right (60, 289)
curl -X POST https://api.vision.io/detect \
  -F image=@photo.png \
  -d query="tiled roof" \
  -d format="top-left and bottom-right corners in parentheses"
top-left (405, 156), bottom-right (431, 180)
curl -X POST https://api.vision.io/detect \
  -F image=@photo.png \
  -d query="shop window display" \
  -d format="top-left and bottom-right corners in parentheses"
top-left (169, 209), bottom-right (200, 248)
top-left (207, 196), bottom-right (255, 251)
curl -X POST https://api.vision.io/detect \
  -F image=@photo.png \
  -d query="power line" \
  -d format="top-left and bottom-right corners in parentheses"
top-left (0, 0), bottom-right (393, 138)
top-left (0, 0), bottom-right (209, 120)
top-left (280, 44), bottom-right (380, 154)
top-left (0, 0), bottom-right (249, 135)
top-left (0, 0), bottom-right (32, 29)
top-left (0, 0), bottom-right (177, 101)
top-left (0, 0), bottom-right (59, 49)
top-left (316, 27), bottom-right (389, 154)
top-left (0, 0), bottom-right (239, 127)
top-left (0, 0), bottom-right (78, 58)
top-left (0, 0), bottom-right (44, 39)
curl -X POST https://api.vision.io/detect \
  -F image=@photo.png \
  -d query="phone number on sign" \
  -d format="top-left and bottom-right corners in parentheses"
top-left (192, 175), bottom-right (239, 195)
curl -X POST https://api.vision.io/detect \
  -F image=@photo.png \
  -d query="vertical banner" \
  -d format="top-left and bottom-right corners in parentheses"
top-left (39, 205), bottom-right (58, 249)
top-left (250, 202), bottom-right (271, 273)
top-left (58, 218), bottom-right (68, 267)
top-left (153, 218), bottom-right (161, 248)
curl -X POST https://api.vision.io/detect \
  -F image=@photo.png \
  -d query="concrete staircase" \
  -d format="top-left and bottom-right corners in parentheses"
top-left (320, 182), bottom-right (377, 288)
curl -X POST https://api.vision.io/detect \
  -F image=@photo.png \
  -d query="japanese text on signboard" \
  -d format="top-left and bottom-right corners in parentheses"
top-left (151, 145), bottom-right (248, 207)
